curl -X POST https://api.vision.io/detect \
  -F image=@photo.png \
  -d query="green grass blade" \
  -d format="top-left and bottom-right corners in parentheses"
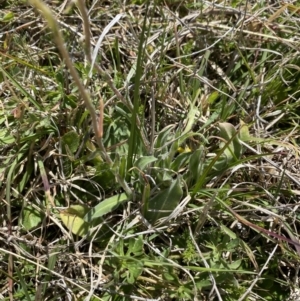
top-left (0, 65), bottom-right (42, 110)
top-left (127, 0), bottom-right (151, 171)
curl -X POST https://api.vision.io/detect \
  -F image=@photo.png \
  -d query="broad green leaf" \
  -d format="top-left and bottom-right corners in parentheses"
top-left (188, 146), bottom-right (205, 183)
top-left (199, 111), bottom-right (219, 131)
top-left (180, 105), bottom-right (198, 137)
top-left (21, 206), bottom-right (43, 231)
top-left (61, 204), bottom-right (113, 241)
top-left (0, 129), bottom-right (15, 145)
top-left (207, 91), bottom-right (219, 104)
top-left (134, 156), bottom-right (157, 171)
top-left (64, 204), bottom-right (89, 217)
top-left (163, 269), bottom-right (179, 281)
top-left (62, 130), bottom-right (80, 154)
top-left (0, 117), bottom-right (6, 125)
top-left (86, 163), bottom-right (115, 191)
top-left (218, 122), bottom-right (242, 160)
top-left (171, 151), bottom-right (191, 172)
top-left (159, 170), bottom-right (173, 185)
top-left (224, 238), bottom-right (240, 251)
top-left (87, 149), bottom-right (103, 165)
top-left (125, 62), bottom-right (137, 85)
top-left (144, 177), bottom-right (183, 224)
top-left (86, 140), bottom-right (103, 164)
top-left (155, 125), bottom-right (174, 149)
top-left (196, 279), bottom-right (212, 289)
top-left (227, 259), bottom-right (242, 269)
top-left (220, 224), bottom-right (237, 239)
top-left (84, 193), bottom-right (128, 222)
top-left (239, 120), bottom-right (251, 142)
top-left (1, 12), bottom-right (14, 22)
top-left (60, 204), bottom-right (90, 237)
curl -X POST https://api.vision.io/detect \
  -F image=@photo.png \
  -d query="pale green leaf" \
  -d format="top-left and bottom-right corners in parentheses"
top-left (239, 120), bottom-right (251, 142)
top-left (0, 129), bottom-right (15, 145)
top-left (60, 204), bottom-right (90, 237)
top-left (227, 259), bottom-right (242, 269)
top-left (188, 146), bottom-right (205, 182)
top-left (134, 156), bottom-right (157, 170)
top-left (218, 122), bottom-right (242, 160)
top-left (1, 12), bottom-right (14, 22)
top-left (207, 91), bottom-right (219, 104)
top-left (22, 206), bottom-right (43, 231)
top-left (84, 193), bottom-right (128, 222)
top-left (220, 224), bottom-right (237, 239)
